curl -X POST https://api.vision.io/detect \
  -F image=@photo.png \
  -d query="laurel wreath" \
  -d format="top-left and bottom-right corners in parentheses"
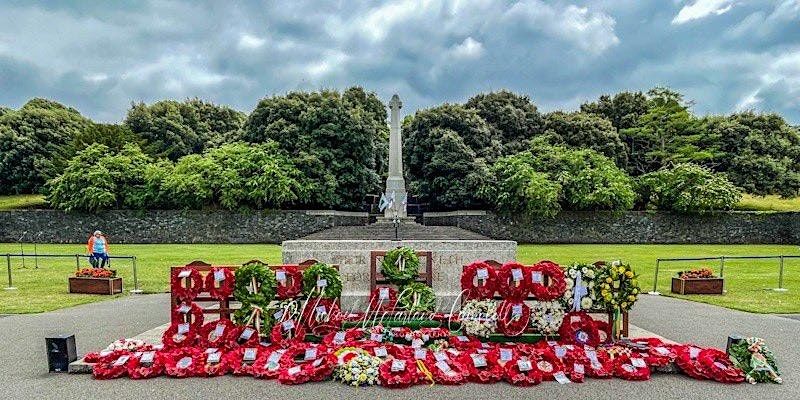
top-left (380, 247), bottom-right (420, 284)
top-left (233, 260), bottom-right (277, 306)
top-left (302, 262), bottom-right (342, 299)
top-left (397, 282), bottom-right (436, 312)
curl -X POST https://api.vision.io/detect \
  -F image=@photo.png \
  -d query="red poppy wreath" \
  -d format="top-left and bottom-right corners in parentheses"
top-left (461, 261), bottom-right (498, 300)
top-left (529, 260), bottom-right (567, 301)
top-left (171, 267), bottom-right (204, 302)
top-left (204, 267), bottom-right (235, 301)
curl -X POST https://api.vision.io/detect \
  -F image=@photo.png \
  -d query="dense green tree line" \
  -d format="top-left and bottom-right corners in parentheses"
top-left (1, 87), bottom-right (797, 214)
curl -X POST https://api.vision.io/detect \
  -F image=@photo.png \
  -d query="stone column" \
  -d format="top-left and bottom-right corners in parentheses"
top-left (385, 94), bottom-right (407, 218)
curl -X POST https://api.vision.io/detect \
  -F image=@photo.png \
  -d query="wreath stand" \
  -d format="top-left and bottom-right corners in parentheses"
top-left (459, 260), bottom-right (629, 343)
top-left (170, 259), bottom-right (331, 325)
top-left (340, 250), bottom-right (437, 329)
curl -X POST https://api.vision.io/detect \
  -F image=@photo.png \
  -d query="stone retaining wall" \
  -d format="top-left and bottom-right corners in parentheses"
top-left (423, 210), bottom-right (800, 244)
top-left (1, 209), bottom-right (797, 244)
top-left (0, 210), bottom-right (368, 244)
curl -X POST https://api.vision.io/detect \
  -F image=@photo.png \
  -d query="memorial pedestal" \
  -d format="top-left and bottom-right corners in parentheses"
top-left (282, 239), bottom-right (517, 311)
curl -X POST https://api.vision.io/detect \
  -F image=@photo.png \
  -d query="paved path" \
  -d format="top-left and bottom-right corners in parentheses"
top-left (1, 294), bottom-right (795, 399)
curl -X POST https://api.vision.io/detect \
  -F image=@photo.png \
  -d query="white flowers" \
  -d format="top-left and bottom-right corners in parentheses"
top-left (529, 301), bottom-right (564, 335)
top-left (334, 354), bottom-right (381, 386)
top-left (580, 297), bottom-right (593, 310)
top-left (562, 263), bottom-right (602, 312)
top-left (106, 338), bottom-right (147, 351)
top-left (460, 299), bottom-right (498, 338)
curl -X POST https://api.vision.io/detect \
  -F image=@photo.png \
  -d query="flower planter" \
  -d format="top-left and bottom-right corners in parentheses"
top-left (671, 277), bottom-right (723, 295)
top-left (68, 277), bottom-right (123, 295)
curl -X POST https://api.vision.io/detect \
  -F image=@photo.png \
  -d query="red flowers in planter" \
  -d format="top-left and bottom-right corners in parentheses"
top-left (461, 261), bottom-right (498, 300)
top-left (678, 268), bottom-right (717, 279)
top-left (76, 268), bottom-right (114, 278)
top-left (528, 261), bottom-right (567, 301)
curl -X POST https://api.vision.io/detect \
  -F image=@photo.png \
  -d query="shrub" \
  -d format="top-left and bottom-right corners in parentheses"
top-left (638, 163), bottom-right (741, 213)
top-left (45, 144), bottom-right (151, 212)
top-left (205, 142), bottom-right (314, 210)
top-left (482, 153), bottom-right (561, 217)
top-left (529, 145), bottom-right (635, 211)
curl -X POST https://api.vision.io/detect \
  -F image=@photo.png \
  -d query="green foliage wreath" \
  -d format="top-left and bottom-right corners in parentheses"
top-left (233, 260), bottom-right (277, 306)
top-left (302, 263), bottom-right (342, 299)
top-left (381, 247), bottom-right (420, 284)
top-left (397, 282), bottom-right (436, 312)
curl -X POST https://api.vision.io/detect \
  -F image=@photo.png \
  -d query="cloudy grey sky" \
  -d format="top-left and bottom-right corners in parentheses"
top-left (1, 0), bottom-right (799, 122)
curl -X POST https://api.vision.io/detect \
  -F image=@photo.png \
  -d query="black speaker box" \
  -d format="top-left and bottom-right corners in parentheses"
top-left (46, 334), bottom-right (77, 372)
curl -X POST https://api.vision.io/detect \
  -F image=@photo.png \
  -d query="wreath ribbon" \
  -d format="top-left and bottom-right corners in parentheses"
top-left (572, 272), bottom-right (588, 311)
top-left (416, 360), bottom-right (435, 385)
top-left (244, 305), bottom-right (264, 335)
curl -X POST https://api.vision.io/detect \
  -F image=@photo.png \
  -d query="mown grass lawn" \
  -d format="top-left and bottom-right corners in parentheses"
top-left (735, 194), bottom-right (800, 212)
top-left (0, 243), bottom-right (797, 314)
top-left (0, 194), bottom-right (46, 210)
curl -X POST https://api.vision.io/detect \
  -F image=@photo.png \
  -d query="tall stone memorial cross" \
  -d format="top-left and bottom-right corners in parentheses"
top-left (385, 94), bottom-right (407, 219)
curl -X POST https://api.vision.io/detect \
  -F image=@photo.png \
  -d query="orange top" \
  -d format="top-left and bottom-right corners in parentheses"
top-left (87, 235), bottom-right (109, 253)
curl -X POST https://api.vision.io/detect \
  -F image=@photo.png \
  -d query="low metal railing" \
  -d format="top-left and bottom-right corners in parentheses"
top-left (3, 253), bottom-right (140, 293)
top-left (652, 255), bottom-right (800, 294)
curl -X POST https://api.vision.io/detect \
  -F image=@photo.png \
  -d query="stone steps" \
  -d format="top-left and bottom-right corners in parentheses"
top-left (300, 222), bottom-right (489, 240)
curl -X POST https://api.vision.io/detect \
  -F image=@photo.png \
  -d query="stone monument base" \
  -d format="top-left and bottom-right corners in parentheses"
top-left (373, 216), bottom-right (418, 224)
top-left (282, 239), bottom-right (517, 311)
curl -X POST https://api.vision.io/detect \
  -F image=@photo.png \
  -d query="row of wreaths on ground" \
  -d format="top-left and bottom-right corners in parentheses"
top-left (83, 248), bottom-right (780, 385)
top-left (85, 327), bottom-right (780, 385)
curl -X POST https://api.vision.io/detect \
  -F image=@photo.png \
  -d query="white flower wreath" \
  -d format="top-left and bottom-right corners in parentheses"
top-left (459, 299), bottom-right (499, 338)
top-left (333, 353), bottom-right (382, 386)
top-left (529, 300), bottom-right (565, 335)
top-left (562, 263), bottom-right (601, 311)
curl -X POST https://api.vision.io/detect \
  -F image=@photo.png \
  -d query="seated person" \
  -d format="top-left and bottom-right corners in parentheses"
top-left (87, 230), bottom-right (109, 268)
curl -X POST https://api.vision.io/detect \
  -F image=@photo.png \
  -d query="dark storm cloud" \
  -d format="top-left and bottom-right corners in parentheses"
top-left (0, 0), bottom-right (799, 122)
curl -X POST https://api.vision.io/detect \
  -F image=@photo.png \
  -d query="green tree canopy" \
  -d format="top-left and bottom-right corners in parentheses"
top-left (580, 91), bottom-right (649, 131)
top-left (242, 87), bottom-right (386, 209)
top-left (465, 90), bottom-right (544, 154)
top-left (543, 111), bottom-right (627, 167)
top-left (0, 98), bottom-right (92, 194)
top-left (403, 104), bottom-right (495, 209)
top-left (125, 99), bottom-right (245, 160)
